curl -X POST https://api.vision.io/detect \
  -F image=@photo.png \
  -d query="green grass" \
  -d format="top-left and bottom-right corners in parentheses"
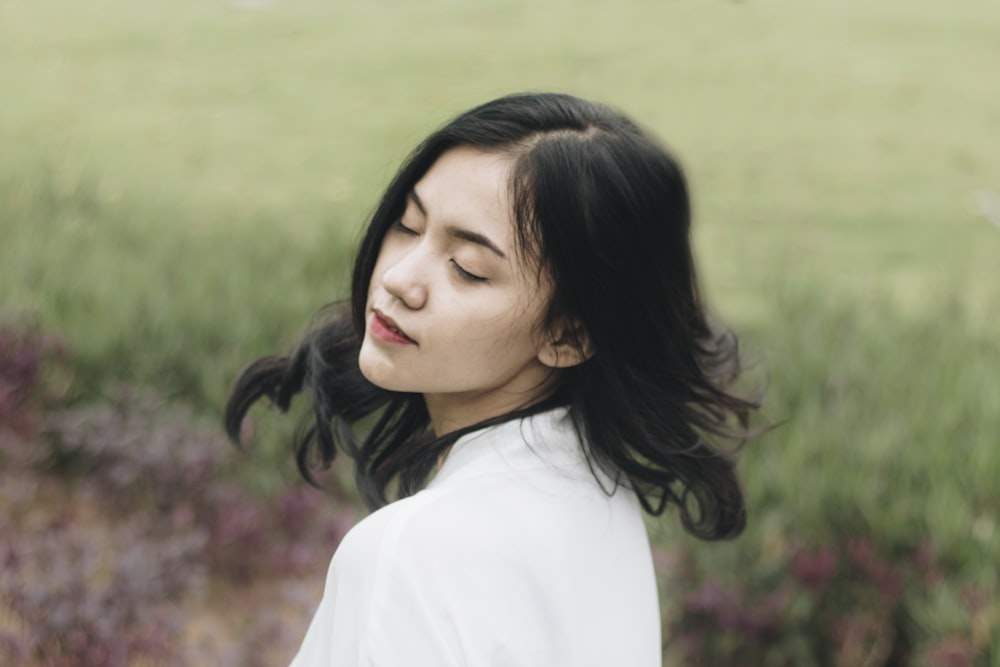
top-left (655, 286), bottom-right (999, 662)
top-left (2, 0), bottom-right (999, 659)
top-left (3, 0), bottom-right (998, 399)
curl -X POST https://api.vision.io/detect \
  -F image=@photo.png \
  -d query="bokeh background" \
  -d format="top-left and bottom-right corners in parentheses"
top-left (2, 0), bottom-right (998, 664)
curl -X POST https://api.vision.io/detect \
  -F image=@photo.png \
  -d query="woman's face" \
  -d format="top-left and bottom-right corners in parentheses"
top-left (358, 146), bottom-right (559, 434)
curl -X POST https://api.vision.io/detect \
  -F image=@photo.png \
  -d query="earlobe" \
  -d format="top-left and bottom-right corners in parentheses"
top-left (537, 325), bottom-right (594, 369)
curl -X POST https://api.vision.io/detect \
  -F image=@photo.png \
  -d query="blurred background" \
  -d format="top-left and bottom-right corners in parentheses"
top-left (1, 0), bottom-right (997, 664)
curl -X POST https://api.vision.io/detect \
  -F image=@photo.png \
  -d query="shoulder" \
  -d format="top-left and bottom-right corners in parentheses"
top-left (335, 481), bottom-right (565, 624)
top-left (335, 489), bottom-right (560, 665)
top-left (333, 484), bottom-right (512, 577)
top-left (362, 484), bottom-right (525, 570)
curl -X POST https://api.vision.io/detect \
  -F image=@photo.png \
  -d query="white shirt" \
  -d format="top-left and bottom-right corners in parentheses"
top-left (289, 407), bottom-right (661, 667)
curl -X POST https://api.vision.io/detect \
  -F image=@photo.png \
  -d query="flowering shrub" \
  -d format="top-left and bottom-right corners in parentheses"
top-left (0, 325), bottom-right (357, 666)
top-left (0, 486), bottom-right (202, 666)
top-left (0, 323), bottom-right (68, 458)
top-left (44, 386), bottom-right (355, 571)
top-left (4, 293), bottom-right (998, 666)
top-left (661, 537), bottom-right (992, 667)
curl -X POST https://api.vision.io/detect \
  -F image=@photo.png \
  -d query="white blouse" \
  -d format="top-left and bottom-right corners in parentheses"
top-left (289, 407), bottom-right (661, 667)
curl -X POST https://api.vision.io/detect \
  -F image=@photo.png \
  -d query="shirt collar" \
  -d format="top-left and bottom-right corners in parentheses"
top-left (427, 407), bottom-right (588, 488)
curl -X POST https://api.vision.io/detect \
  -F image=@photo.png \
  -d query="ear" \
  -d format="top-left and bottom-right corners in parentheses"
top-left (537, 323), bottom-right (594, 369)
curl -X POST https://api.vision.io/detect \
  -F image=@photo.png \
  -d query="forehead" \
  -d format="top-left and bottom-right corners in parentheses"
top-left (414, 147), bottom-right (544, 269)
top-left (413, 147), bottom-right (513, 226)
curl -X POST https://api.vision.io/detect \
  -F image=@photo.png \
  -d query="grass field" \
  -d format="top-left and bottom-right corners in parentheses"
top-left (2, 0), bottom-right (999, 663)
top-left (3, 0), bottom-right (998, 400)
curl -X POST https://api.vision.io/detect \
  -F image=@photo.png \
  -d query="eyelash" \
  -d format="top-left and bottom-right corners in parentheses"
top-left (392, 219), bottom-right (488, 284)
top-left (450, 260), bottom-right (487, 284)
top-left (393, 219), bottom-right (419, 235)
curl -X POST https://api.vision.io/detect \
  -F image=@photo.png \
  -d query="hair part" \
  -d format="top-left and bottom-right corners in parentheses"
top-left (225, 92), bottom-right (762, 540)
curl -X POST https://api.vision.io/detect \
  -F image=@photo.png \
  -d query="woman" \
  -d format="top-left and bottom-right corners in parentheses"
top-left (225, 92), bottom-right (759, 666)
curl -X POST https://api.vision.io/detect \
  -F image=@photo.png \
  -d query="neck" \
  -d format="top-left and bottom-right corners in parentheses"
top-left (424, 375), bottom-right (561, 436)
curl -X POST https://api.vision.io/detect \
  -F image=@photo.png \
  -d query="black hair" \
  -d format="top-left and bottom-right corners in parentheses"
top-left (225, 92), bottom-right (760, 540)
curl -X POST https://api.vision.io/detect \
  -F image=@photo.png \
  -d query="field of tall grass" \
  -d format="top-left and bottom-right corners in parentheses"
top-left (2, 0), bottom-right (998, 664)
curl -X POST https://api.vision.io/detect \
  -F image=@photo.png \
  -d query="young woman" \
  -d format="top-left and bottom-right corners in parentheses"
top-left (225, 92), bottom-right (759, 667)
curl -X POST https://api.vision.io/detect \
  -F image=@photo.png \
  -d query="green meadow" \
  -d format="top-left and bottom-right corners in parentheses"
top-left (2, 0), bottom-right (998, 662)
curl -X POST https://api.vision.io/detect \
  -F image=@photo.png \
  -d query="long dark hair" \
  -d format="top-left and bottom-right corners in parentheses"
top-left (225, 92), bottom-right (760, 540)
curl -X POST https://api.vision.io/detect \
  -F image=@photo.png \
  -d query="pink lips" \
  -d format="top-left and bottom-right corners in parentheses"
top-left (369, 311), bottom-right (417, 345)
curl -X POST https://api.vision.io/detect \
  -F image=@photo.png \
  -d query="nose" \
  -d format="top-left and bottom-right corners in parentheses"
top-left (380, 246), bottom-right (429, 310)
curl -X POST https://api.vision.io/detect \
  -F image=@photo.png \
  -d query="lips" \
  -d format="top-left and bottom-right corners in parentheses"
top-left (370, 310), bottom-right (417, 345)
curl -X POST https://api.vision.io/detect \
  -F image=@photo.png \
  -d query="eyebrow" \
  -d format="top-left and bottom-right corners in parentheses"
top-left (408, 190), bottom-right (507, 260)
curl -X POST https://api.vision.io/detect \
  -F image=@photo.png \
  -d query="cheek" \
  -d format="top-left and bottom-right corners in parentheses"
top-left (471, 301), bottom-right (547, 361)
top-left (369, 245), bottom-right (389, 284)
top-left (372, 230), bottom-right (407, 273)
top-left (366, 249), bottom-right (395, 304)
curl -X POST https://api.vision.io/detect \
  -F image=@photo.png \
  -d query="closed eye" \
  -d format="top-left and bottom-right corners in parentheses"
top-left (392, 218), bottom-right (419, 236)
top-left (451, 260), bottom-right (487, 283)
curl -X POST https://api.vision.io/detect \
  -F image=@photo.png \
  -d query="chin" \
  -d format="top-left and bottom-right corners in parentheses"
top-left (358, 342), bottom-right (406, 392)
top-left (357, 345), bottom-right (383, 386)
